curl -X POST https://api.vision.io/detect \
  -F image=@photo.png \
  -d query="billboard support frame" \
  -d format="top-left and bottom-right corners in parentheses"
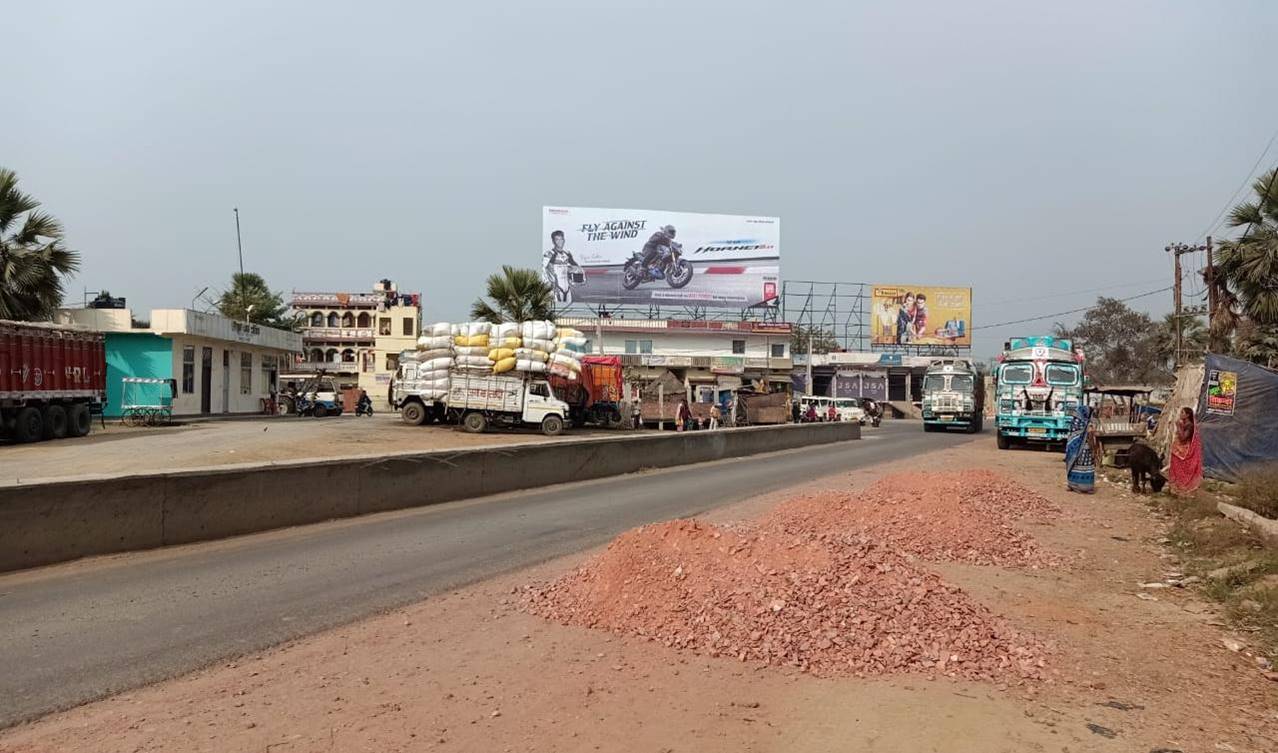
top-left (781, 280), bottom-right (869, 352)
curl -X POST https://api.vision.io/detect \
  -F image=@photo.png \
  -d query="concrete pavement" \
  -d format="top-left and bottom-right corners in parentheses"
top-left (0, 421), bottom-right (975, 727)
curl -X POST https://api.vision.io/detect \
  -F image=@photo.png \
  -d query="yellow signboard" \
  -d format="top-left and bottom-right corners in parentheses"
top-left (870, 285), bottom-right (972, 347)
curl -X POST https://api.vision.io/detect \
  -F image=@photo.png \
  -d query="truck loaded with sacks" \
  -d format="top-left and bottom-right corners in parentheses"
top-left (391, 320), bottom-right (584, 436)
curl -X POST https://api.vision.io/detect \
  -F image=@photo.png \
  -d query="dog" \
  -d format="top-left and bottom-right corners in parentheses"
top-left (1127, 441), bottom-right (1166, 494)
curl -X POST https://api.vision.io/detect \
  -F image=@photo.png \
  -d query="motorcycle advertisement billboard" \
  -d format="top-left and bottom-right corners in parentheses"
top-left (541, 206), bottom-right (780, 309)
top-left (870, 285), bottom-right (973, 347)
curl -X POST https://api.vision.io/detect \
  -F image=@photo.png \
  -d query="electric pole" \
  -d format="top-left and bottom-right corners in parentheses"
top-left (234, 208), bottom-right (247, 321)
top-left (1165, 240), bottom-right (1210, 369)
top-left (1204, 235), bottom-right (1216, 335)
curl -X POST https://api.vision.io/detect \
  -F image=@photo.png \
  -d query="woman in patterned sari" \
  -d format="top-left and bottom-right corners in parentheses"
top-left (1167, 406), bottom-right (1203, 496)
top-left (1065, 404), bottom-right (1099, 493)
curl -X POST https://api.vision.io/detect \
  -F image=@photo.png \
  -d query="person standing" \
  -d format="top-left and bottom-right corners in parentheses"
top-left (895, 292), bottom-right (916, 345)
top-left (1065, 403), bottom-right (1100, 493)
top-left (826, 403), bottom-right (838, 422)
top-left (542, 230), bottom-right (580, 304)
top-left (676, 399), bottom-right (691, 432)
top-left (1167, 407), bottom-right (1203, 496)
top-left (631, 399), bottom-right (643, 430)
top-left (709, 402), bottom-right (721, 430)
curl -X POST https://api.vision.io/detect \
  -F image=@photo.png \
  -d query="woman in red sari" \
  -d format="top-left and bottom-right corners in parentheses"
top-left (1167, 407), bottom-right (1203, 495)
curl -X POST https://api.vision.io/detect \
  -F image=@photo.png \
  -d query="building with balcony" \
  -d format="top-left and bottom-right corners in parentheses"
top-left (556, 317), bottom-right (793, 404)
top-left (286, 280), bottom-right (421, 405)
top-left (55, 306), bottom-right (302, 417)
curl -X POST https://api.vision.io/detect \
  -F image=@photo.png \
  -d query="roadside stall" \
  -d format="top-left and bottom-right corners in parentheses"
top-left (1085, 384), bottom-right (1157, 467)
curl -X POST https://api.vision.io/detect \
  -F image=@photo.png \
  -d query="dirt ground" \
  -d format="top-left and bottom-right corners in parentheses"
top-left (0, 413), bottom-right (613, 484)
top-left (3, 440), bottom-right (1276, 753)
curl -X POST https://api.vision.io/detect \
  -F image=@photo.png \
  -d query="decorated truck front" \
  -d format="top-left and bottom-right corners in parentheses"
top-left (994, 336), bottom-right (1085, 450)
top-left (921, 358), bottom-right (984, 433)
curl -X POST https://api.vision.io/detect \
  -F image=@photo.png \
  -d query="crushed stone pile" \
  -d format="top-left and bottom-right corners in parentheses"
top-left (762, 469), bottom-right (1061, 568)
top-left (525, 518), bottom-right (1051, 681)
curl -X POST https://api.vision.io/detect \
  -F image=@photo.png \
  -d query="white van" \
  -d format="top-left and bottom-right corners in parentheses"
top-left (797, 395), bottom-right (865, 424)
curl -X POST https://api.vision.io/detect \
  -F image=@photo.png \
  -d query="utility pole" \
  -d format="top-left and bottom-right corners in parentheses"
top-left (234, 208), bottom-right (246, 320)
top-left (1165, 240), bottom-right (1210, 369)
top-left (1204, 235), bottom-right (1216, 336)
top-left (1172, 248), bottom-right (1183, 368)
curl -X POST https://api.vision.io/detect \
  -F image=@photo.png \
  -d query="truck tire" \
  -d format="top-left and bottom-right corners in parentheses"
top-left (43, 405), bottom-right (69, 440)
top-left (541, 414), bottom-right (565, 437)
top-left (69, 403), bottom-right (92, 437)
top-left (313, 404), bottom-right (329, 418)
top-left (996, 431), bottom-right (1010, 450)
top-left (463, 411), bottom-right (488, 433)
top-left (401, 401), bottom-right (428, 426)
top-left (13, 407), bottom-right (44, 443)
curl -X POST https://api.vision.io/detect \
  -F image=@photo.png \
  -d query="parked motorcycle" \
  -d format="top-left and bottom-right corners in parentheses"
top-left (621, 242), bottom-right (694, 290)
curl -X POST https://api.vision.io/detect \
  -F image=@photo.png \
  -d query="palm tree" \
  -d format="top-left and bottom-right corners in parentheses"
top-left (1153, 312), bottom-right (1207, 369)
top-left (216, 272), bottom-right (296, 329)
top-left (0, 168), bottom-right (80, 320)
top-left (1214, 167), bottom-right (1278, 327)
top-left (470, 265), bottom-right (554, 324)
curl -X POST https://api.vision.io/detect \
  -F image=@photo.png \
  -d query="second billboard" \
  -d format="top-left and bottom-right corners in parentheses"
top-left (870, 285), bottom-right (973, 347)
top-left (542, 206), bottom-right (780, 309)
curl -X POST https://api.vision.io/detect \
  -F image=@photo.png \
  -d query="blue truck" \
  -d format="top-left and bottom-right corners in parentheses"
top-left (993, 336), bottom-right (1085, 450)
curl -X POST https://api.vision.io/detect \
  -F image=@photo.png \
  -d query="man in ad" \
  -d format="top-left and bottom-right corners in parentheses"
top-left (542, 230), bottom-right (581, 304)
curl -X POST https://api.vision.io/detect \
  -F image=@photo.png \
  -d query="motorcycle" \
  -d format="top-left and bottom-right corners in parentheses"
top-left (621, 242), bottom-right (694, 290)
top-left (355, 395), bottom-right (374, 417)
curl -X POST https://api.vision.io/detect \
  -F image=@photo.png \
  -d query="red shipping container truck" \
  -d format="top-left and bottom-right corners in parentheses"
top-left (548, 355), bottom-right (624, 427)
top-left (0, 320), bottom-right (106, 443)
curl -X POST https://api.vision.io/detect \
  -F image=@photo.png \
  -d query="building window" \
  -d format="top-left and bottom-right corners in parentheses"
top-left (326, 312), bottom-right (339, 327)
top-left (771, 343), bottom-right (786, 358)
top-left (379, 317), bottom-right (392, 336)
top-left (385, 352), bottom-right (399, 372)
top-left (732, 339), bottom-right (746, 355)
top-left (240, 352), bottom-right (253, 394)
top-left (310, 312), bottom-right (324, 327)
top-left (640, 340), bottom-right (653, 354)
top-left (402, 317), bottom-right (414, 336)
top-left (182, 346), bottom-right (196, 393)
top-left (341, 312), bottom-right (355, 327)
top-left (357, 312), bottom-right (371, 328)
top-left (625, 340), bottom-right (637, 355)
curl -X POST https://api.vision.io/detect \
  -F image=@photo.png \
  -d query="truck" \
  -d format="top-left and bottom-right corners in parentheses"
top-left (921, 358), bottom-right (984, 433)
top-left (549, 355), bottom-right (624, 427)
top-left (391, 357), bottom-right (571, 436)
top-left (993, 336), bottom-right (1085, 450)
top-left (1, 319), bottom-right (106, 443)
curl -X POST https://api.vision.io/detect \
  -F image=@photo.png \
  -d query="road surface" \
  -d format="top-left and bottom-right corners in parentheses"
top-left (0, 421), bottom-right (975, 727)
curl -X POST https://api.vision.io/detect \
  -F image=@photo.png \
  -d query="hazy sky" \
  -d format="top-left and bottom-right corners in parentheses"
top-left (8, 1), bottom-right (1277, 355)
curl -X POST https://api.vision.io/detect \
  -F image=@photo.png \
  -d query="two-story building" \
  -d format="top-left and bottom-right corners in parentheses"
top-left (286, 280), bottom-right (421, 405)
top-left (556, 317), bottom-right (793, 404)
top-left (55, 307), bottom-right (302, 417)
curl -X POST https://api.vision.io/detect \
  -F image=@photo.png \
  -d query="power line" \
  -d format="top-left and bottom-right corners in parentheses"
top-left (1196, 126), bottom-right (1278, 241)
top-left (971, 286), bottom-right (1172, 332)
top-left (983, 278), bottom-right (1167, 306)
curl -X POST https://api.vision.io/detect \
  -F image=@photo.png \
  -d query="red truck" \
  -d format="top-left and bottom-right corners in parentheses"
top-left (1, 320), bottom-right (106, 442)
top-left (549, 355), bottom-right (624, 427)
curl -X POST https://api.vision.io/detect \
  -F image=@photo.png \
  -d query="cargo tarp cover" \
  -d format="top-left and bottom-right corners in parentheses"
top-left (1197, 353), bottom-right (1278, 482)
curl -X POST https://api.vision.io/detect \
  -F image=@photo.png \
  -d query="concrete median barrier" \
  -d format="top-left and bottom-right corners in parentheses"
top-left (0, 422), bottom-right (859, 572)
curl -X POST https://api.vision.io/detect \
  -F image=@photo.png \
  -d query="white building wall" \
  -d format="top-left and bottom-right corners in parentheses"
top-left (591, 330), bottom-right (786, 358)
top-left (166, 335), bottom-right (295, 415)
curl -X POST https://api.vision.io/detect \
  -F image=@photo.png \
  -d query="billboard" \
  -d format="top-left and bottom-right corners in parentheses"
top-left (541, 206), bottom-right (780, 309)
top-left (870, 285), bottom-right (973, 347)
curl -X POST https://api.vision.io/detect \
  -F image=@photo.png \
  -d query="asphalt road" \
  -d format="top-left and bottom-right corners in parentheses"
top-left (0, 421), bottom-right (975, 728)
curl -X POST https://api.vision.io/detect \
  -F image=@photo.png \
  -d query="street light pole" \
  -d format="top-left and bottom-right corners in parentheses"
top-left (234, 208), bottom-right (247, 321)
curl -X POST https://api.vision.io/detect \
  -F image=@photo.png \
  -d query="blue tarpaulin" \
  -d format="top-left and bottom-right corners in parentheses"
top-left (1197, 353), bottom-right (1278, 483)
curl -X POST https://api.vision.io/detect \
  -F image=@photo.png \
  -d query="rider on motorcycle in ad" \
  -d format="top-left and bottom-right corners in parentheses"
top-left (639, 225), bottom-right (678, 274)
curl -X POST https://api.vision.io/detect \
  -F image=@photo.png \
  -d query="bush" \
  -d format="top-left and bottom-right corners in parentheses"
top-left (1237, 464), bottom-right (1278, 519)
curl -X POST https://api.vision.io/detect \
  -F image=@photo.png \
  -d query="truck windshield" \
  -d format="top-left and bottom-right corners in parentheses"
top-left (951, 375), bottom-right (974, 392)
top-left (923, 375), bottom-right (946, 392)
top-left (1001, 364), bottom-right (1033, 384)
top-left (1045, 364), bottom-right (1078, 385)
